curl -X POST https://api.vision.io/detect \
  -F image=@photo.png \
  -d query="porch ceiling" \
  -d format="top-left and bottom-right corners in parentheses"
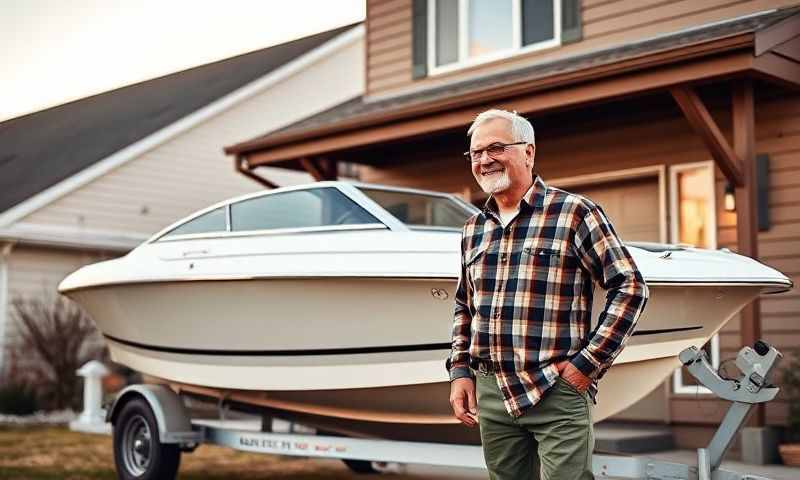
top-left (225, 7), bottom-right (800, 172)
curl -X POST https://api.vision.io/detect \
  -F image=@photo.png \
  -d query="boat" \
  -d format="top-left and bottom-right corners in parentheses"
top-left (58, 181), bottom-right (793, 444)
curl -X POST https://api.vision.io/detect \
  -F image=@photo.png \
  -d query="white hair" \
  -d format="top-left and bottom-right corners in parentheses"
top-left (467, 109), bottom-right (535, 145)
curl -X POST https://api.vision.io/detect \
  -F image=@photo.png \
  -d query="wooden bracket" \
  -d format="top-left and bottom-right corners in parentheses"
top-left (235, 156), bottom-right (279, 189)
top-left (670, 86), bottom-right (744, 186)
top-left (299, 157), bottom-right (338, 181)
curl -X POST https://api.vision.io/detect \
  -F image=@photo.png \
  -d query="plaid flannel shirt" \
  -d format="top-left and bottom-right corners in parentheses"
top-left (448, 175), bottom-right (649, 418)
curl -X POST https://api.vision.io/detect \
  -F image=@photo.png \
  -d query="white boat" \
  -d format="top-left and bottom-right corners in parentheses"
top-left (59, 181), bottom-right (792, 444)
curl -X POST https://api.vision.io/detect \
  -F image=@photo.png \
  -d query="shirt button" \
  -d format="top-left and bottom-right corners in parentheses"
top-left (494, 310), bottom-right (501, 319)
top-left (500, 253), bottom-right (508, 263)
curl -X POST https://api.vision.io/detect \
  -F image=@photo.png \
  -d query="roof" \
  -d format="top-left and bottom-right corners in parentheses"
top-left (229, 7), bottom-right (799, 155)
top-left (0, 23), bottom-right (359, 214)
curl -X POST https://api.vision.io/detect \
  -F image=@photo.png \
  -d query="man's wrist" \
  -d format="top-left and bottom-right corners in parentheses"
top-left (569, 350), bottom-right (599, 380)
top-left (449, 365), bottom-right (473, 382)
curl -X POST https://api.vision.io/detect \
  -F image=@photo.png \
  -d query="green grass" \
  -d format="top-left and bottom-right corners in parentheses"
top-left (0, 426), bottom-right (423, 479)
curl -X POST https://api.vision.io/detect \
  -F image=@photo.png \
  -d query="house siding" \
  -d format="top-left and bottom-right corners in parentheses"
top-left (16, 34), bottom-right (365, 236)
top-left (366, 0), bottom-right (800, 97)
top-left (2, 246), bottom-right (112, 373)
top-left (360, 91), bottom-right (800, 444)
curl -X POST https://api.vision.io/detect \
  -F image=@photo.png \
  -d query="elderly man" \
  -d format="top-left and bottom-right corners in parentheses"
top-left (447, 109), bottom-right (649, 479)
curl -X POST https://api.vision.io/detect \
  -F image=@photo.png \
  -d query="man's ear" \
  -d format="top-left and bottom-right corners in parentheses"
top-left (526, 144), bottom-right (536, 168)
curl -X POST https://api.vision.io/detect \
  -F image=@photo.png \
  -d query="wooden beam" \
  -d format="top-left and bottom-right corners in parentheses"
top-left (752, 51), bottom-right (800, 89)
top-left (298, 157), bottom-right (337, 181)
top-left (247, 52), bottom-right (755, 167)
top-left (228, 35), bottom-right (754, 157)
top-left (669, 86), bottom-right (744, 186)
top-left (733, 79), bottom-right (763, 427)
top-left (754, 11), bottom-right (800, 55)
top-left (318, 157), bottom-right (339, 180)
top-left (235, 157), bottom-right (279, 189)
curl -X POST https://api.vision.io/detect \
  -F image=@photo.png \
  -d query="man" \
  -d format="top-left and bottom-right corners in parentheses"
top-left (447, 109), bottom-right (649, 479)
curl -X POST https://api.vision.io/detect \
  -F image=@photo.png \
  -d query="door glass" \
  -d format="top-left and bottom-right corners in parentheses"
top-left (676, 167), bottom-right (714, 248)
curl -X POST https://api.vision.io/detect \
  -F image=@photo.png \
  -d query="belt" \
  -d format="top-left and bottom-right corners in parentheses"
top-left (469, 357), bottom-right (497, 375)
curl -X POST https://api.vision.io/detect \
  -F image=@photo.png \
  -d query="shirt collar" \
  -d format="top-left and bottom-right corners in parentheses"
top-left (483, 175), bottom-right (547, 218)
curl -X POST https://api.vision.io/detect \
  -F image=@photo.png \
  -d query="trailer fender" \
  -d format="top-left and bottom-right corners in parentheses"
top-left (107, 384), bottom-right (201, 444)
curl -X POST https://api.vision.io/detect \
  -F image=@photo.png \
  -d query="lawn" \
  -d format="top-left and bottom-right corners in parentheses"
top-left (0, 426), bottom-right (427, 480)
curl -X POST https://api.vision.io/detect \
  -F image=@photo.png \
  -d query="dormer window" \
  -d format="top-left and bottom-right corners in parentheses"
top-left (429, 0), bottom-right (560, 73)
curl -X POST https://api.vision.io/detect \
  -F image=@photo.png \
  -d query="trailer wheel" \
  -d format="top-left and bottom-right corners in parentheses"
top-left (113, 397), bottom-right (181, 480)
top-left (342, 458), bottom-right (379, 474)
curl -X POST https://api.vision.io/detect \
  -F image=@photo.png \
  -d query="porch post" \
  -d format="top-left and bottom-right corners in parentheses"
top-left (0, 242), bottom-right (15, 377)
top-left (732, 79), bottom-right (763, 427)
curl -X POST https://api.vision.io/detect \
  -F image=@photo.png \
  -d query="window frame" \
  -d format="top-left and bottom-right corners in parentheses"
top-left (427, 0), bottom-right (561, 76)
top-left (669, 160), bottom-right (720, 395)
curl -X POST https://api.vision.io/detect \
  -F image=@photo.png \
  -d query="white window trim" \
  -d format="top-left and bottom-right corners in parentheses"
top-left (427, 0), bottom-right (561, 76)
top-left (669, 160), bottom-right (720, 395)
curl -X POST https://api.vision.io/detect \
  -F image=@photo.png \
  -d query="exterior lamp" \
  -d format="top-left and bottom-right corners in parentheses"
top-left (724, 182), bottom-right (736, 212)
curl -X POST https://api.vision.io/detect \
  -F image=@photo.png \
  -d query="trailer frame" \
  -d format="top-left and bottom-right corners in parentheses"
top-left (106, 341), bottom-right (782, 480)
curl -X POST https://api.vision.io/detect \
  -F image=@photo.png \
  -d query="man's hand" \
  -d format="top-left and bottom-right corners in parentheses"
top-left (556, 360), bottom-right (591, 393)
top-left (449, 377), bottom-right (478, 427)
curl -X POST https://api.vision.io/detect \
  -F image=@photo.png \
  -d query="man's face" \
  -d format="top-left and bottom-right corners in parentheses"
top-left (469, 118), bottom-right (534, 195)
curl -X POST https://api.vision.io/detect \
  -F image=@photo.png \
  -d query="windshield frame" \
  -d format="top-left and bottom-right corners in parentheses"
top-left (146, 181), bottom-right (479, 244)
top-left (346, 183), bottom-right (480, 231)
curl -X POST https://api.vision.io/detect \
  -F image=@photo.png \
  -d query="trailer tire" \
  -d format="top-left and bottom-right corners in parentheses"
top-left (113, 397), bottom-right (181, 480)
top-left (342, 458), bottom-right (379, 474)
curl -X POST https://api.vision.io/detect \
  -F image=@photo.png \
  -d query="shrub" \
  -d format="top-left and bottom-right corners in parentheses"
top-left (0, 381), bottom-right (38, 415)
top-left (6, 294), bottom-right (107, 411)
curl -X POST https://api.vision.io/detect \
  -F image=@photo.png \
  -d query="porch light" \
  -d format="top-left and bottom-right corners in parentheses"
top-left (724, 182), bottom-right (736, 212)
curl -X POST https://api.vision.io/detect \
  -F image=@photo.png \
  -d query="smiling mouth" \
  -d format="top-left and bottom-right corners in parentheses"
top-left (481, 170), bottom-right (503, 176)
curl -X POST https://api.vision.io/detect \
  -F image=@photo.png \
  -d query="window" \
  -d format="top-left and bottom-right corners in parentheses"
top-left (669, 162), bottom-right (719, 394)
top-left (230, 188), bottom-right (380, 232)
top-left (161, 207), bottom-right (227, 238)
top-left (429, 0), bottom-right (559, 72)
top-left (358, 188), bottom-right (476, 229)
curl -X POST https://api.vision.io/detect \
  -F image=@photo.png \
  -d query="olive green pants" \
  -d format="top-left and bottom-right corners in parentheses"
top-left (476, 372), bottom-right (594, 480)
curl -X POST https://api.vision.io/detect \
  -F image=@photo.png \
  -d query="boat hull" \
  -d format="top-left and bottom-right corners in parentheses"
top-left (67, 276), bottom-right (762, 426)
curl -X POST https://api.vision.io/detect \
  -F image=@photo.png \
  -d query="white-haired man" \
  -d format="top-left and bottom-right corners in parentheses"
top-left (447, 109), bottom-right (649, 479)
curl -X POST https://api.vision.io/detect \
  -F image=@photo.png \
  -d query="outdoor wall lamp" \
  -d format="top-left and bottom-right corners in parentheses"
top-left (724, 182), bottom-right (736, 212)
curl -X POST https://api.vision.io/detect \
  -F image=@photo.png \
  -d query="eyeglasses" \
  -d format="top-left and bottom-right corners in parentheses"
top-left (464, 142), bottom-right (528, 162)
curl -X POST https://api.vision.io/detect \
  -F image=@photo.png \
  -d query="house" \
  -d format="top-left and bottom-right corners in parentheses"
top-left (0, 23), bottom-right (364, 374)
top-left (224, 0), bottom-right (800, 452)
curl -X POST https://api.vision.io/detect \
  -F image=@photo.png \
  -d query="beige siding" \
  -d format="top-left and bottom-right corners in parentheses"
top-left (2, 246), bottom-right (112, 371)
top-left (366, 0), bottom-right (800, 96)
top-left (16, 34), bottom-right (365, 236)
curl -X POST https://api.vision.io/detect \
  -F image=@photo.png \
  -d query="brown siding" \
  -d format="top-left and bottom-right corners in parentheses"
top-left (367, 0), bottom-right (413, 93)
top-left (361, 92), bottom-right (800, 440)
top-left (365, 0), bottom-right (800, 97)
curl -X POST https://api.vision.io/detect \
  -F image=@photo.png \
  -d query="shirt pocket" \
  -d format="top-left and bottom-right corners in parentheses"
top-left (522, 246), bottom-right (565, 268)
top-left (522, 244), bottom-right (579, 271)
top-left (465, 241), bottom-right (495, 284)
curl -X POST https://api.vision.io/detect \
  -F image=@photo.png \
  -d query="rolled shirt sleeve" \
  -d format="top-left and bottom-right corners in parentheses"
top-left (570, 205), bottom-right (649, 380)
top-left (448, 235), bottom-right (473, 381)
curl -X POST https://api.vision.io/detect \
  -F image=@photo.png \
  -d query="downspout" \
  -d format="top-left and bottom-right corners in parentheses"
top-left (0, 241), bottom-right (16, 376)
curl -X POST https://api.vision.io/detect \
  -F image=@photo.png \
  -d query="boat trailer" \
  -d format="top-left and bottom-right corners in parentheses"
top-left (106, 341), bottom-right (782, 480)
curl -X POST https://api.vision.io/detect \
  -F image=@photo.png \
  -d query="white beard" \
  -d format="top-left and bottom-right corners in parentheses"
top-left (478, 169), bottom-right (512, 194)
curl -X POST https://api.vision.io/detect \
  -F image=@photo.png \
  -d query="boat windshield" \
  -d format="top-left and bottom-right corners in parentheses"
top-left (358, 188), bottom-right (476, 229)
